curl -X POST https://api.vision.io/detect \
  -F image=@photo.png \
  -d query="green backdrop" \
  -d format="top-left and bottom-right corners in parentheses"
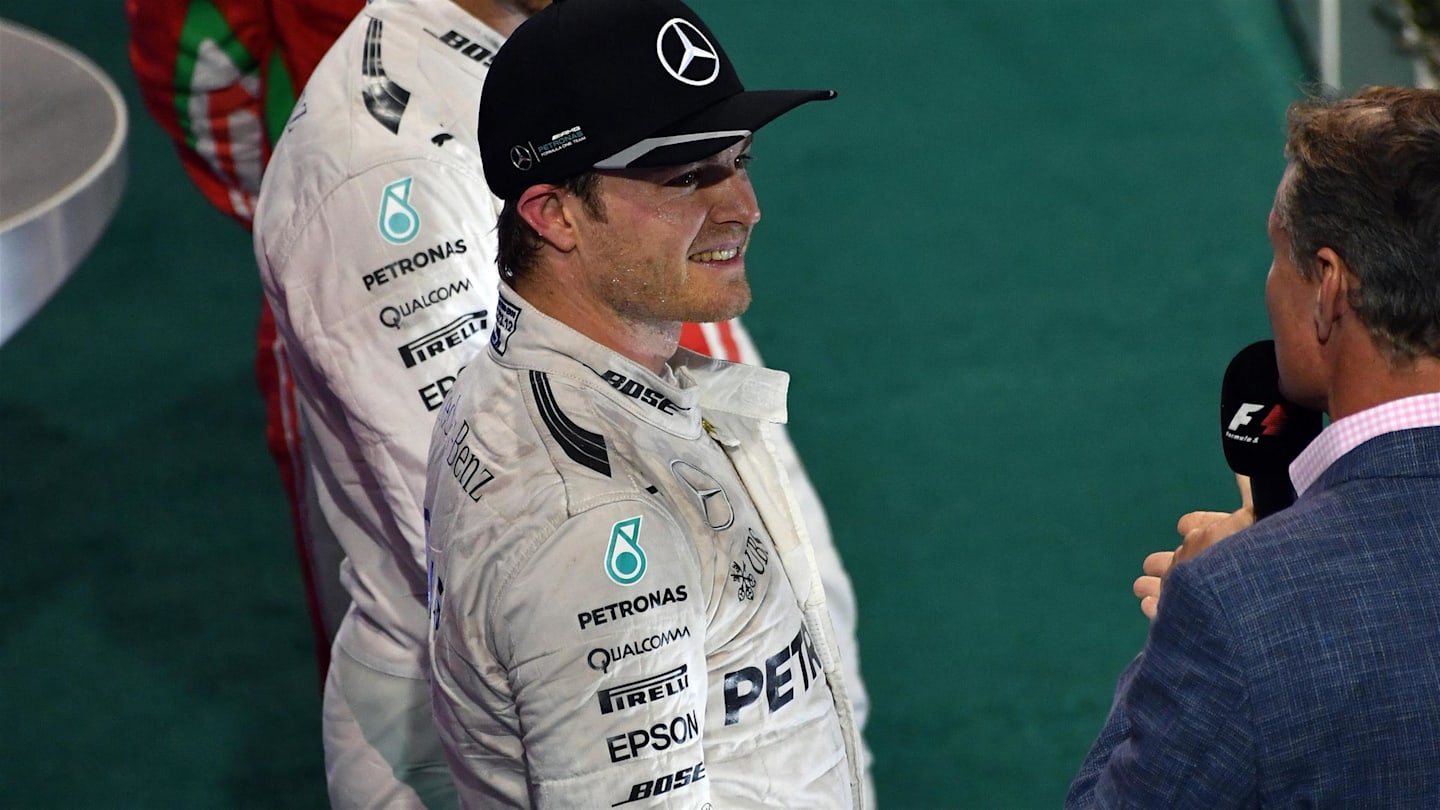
top-left (0, 0), bottom-right (1309, 806)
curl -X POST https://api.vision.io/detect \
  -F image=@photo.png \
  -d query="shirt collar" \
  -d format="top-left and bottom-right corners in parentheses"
top-left (1290, 392), bottom-right (1440, 496)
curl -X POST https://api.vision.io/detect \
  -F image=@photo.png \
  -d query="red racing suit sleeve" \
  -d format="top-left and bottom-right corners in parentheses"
top-left (126, 0), bottom-right (288, 226)
top-left (270, 0), bottom-right (364, 91)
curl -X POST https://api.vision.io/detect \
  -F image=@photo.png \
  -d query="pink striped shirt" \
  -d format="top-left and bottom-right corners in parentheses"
top-left (1290, 392), bottom-right (1440, 497)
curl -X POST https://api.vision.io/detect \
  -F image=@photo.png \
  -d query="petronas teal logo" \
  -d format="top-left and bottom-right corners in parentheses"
top-left (605, 517), bottom-right (646, 586)
top-left (378, 177), bottom-right (420, 244)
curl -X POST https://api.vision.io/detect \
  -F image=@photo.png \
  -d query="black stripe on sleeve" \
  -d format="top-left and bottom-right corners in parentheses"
top-left (530, 371), bottom-right (611, 477)
top-left (361, 19), bottom-right (411, 134)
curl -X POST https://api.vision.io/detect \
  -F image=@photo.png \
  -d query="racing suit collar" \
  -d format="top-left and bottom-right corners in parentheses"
top-left (488, 287), bottom-right (791, 430)
top-left (378, 0), bottom-right (509, 81)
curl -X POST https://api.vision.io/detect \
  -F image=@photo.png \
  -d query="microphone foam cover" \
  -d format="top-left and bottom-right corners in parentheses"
top-left (1220, 340), bottom-right (1323, 476)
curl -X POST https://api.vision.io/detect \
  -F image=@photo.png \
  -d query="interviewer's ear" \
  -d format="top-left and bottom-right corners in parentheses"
top-left (517, 184), bottom-right (578, 252)
top-left (1312, 246), bottom-right (1349, 344)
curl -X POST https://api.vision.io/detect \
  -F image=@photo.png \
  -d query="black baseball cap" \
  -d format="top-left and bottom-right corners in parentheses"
top-left (478, 0), bottom-right (836, 200)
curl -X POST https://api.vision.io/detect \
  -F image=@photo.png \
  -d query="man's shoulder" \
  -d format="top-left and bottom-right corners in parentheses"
top-left (522, 366), bottom-right (664, 509)
top-left (257, 10), bottom-right (488, 248)
top-left (430, 359), bottom-right (693, 609)
top-left (1317, 424), bottom-right (1440, 491)
top-left (1199, 449), bottom-right (1440, 559)
top-left (445, 356), bottom-right (647, 519)
top-left (259, 111), bottom-right (480, 231)
top-left (255, 113), bottom-right (490, 294)
top-left (1172, 470), bottom-right (1440, 631)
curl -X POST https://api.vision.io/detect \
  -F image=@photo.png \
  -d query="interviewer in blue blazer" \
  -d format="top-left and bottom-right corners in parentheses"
top-left (1069, 86), bottom-right (1440, 808)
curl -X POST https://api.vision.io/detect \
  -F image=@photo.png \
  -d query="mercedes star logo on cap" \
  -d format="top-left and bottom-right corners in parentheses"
top-left (510, 144), bottom-right (536, 171)
top-left (657, 18), bottom-right (720, 86)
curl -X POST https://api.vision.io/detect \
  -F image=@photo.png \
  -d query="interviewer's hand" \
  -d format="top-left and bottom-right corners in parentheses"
top-left (1134, 475), bottom-right (1255, 620)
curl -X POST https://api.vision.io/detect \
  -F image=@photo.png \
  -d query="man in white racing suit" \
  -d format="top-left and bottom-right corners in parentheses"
top-left (423, 0), bottom-right (864, 806)
top-left (254, 0), bottom-right (870, 806)
top-left (255, 2), bottom-right (535, 805)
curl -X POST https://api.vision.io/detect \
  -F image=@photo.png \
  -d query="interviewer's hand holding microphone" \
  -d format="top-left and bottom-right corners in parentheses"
top-left (1135, 475), bottom-right (1254, 619)
top-left (1136, 340), bottom-right (1322, 619)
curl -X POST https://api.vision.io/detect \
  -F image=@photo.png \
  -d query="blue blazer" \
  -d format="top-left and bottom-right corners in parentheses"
top-left (1069, 427), bottom-right (1440, 808)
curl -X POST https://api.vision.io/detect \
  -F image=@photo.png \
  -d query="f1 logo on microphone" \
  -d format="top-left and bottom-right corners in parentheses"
top-left (1228, 402), bottom-right (1288, 436)
top-left (1228, 403), bottom-right (1266, 432)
